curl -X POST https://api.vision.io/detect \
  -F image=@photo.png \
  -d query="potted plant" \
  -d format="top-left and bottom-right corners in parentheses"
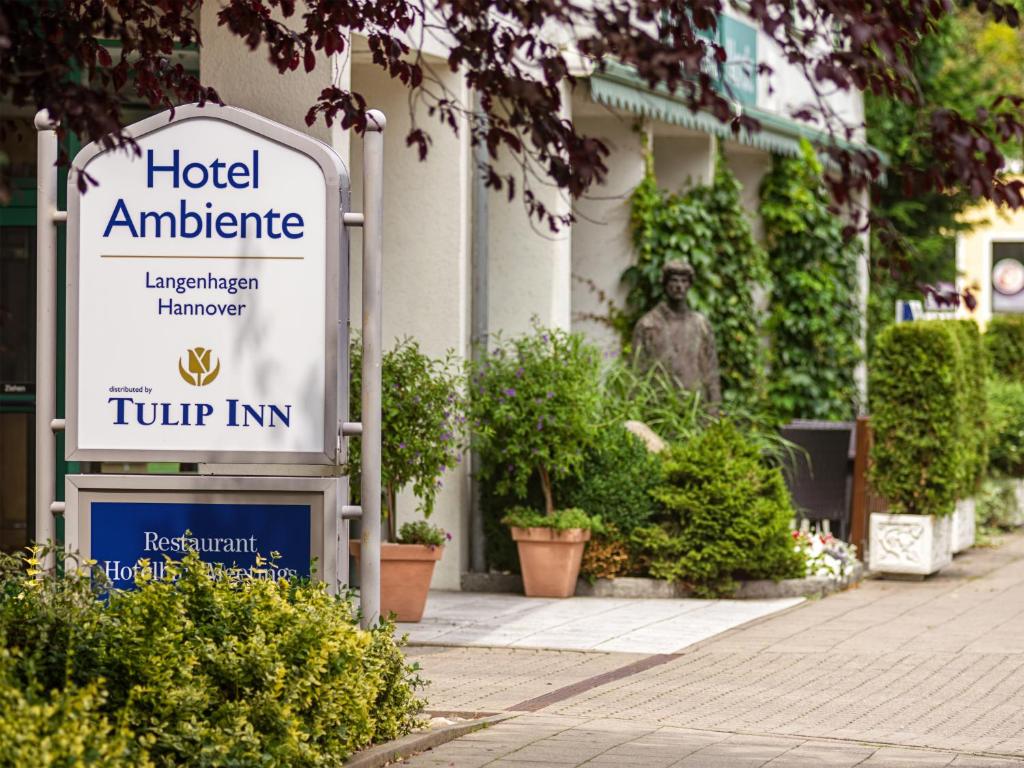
top-left (348, 337), bottom-right (466, 621)
top-left (469, 325), bottom-right (602, 597)
top-left (868, 322), bottom-right (964, 576)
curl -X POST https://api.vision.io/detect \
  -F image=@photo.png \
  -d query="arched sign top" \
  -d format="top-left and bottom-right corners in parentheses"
top-left (71, 103), bottom-right (349, 196)
top-left (65, 103), bottom-right (349, 465)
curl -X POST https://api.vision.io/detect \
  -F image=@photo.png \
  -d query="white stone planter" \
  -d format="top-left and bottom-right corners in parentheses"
top-left (951, 498), bottom-right (976, 554)
top-left (869, 513), bottom-right (952, 577)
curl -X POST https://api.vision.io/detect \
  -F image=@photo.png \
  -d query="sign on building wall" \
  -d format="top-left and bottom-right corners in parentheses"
top-left (719, 15), bottom-right (758, 106)
top-left (64, 475), bottom-right (339, 590)
top-left (66, 106), bottom-right (348, 464)
top-left (992, 241), bottom-right (1024, 314)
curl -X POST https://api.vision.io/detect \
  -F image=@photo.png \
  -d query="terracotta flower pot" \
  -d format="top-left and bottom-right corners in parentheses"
top-left (350, 541), bottom-right (443, 622)
top-left (510, 526), bottom-right (591, 598)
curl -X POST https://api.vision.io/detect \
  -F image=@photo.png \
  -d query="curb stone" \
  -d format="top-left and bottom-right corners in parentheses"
top-left (344, 712), bottom-right (514, 767)
top-left (462, 562), bottom-right (864, 599)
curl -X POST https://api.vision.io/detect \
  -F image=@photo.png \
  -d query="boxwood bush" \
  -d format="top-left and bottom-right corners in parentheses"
top-left (951, 319), bottom-right (988, 496)
top-left (985, 315), bottom-right (1024, 380)
top-left (870, 321), bottom-right (965, 516)
top-left (631, 420), bottom-right (803, 597)
top-left (0, 552), bottom-right (423, 767)
top-left (559, 424), bottom-right (663, 535)
top-left (987, 377), bottom-right (1024, 477)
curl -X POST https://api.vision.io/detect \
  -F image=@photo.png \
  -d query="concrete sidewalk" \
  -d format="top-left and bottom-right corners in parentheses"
top-left (398, 592), bottom-right (803, 654)
top-left (399, 531), bottom-right (1024, 766)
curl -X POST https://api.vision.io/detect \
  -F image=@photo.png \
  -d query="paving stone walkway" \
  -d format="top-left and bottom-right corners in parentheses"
top-left (398, 592), bottom-right (803, 653)
top-left (399, 531), bottom-right (1024, 766)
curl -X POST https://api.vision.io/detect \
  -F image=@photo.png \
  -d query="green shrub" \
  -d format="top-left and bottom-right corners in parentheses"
top-left (987, 377), bottom-right (1024, 477)
top-left (0, 668), bottom-right (144, 768)
top-left (397, 520), bottom-right (449, 547)
top-left (631, 420), bottom-right (803, 597)
top-left (597, 357), bottom-right (706, 444)
top-left (869, 321), bottom-right (962, 516)
top-left (950, 319), bottom-right (988, 495)
top-left (0, 551), bottom-right (423, 767)
top-left (985, 315), bottom-right (1024, 379)
top-left (760, 141), bottom-right (862, 421)
top-left (975, 477), bottom-right (1022, 532)
top-left (500, 507), bottom-right (599, 532)
top-left (558, 424), bottom-right (663, 534)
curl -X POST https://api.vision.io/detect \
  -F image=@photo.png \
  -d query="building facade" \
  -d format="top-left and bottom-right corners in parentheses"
top-left (0, 7), bottom-right (869, 589)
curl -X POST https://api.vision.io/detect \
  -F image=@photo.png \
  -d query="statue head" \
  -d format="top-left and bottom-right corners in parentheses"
top-left (662, 260), bottom-right (695, 305)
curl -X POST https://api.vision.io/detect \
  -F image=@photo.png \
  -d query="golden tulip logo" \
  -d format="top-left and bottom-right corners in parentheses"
top-left (179, 347), bottom-right (221, 386)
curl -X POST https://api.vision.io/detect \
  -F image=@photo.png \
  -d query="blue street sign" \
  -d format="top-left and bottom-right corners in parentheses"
top-left (90, 501), bottom-right (312, 589)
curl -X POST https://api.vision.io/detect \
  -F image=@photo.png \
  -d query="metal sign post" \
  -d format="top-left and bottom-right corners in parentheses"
top-left (34, 110), bottom-right (61, 571)
top-left (358, 111), bottom-right (385, 628)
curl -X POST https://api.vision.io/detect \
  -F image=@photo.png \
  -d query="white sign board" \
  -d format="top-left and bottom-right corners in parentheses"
top-left (66, 106), bottom-right (347, 464)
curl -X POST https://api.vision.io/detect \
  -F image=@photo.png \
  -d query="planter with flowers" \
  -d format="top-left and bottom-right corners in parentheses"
top-left (469, 326), bottom-right (602, 598)
top-left (348, 337), bottom-right (466, 621)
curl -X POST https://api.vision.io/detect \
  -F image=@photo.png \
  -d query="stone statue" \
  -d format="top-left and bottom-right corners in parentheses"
top-left (632, 260), bottom-right (722, 407)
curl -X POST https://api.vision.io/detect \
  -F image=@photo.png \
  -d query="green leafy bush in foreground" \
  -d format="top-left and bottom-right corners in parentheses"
top-left (0, 551), bottom-right (423, 767)
top-left (631, 420), bottom-right (803, 597)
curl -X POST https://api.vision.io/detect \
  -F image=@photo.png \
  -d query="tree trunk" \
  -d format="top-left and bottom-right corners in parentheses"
top-left (384, 485), bottom-right (398, 542)
top-left (538, 466), bottom-right (555, 517)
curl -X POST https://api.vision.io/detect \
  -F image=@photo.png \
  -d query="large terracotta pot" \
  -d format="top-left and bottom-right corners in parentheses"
top-left (510, 526), bottom-right (591, 598)
top-left (350, 541), bottom-right (443, 622)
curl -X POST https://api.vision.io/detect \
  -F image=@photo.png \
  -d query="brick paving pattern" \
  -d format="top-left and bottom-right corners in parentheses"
top-left (401, 532), bottom-right (1024, 766)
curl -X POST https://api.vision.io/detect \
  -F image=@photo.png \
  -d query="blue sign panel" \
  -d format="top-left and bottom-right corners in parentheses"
top-left (91, 501), bottom-right (311, 589)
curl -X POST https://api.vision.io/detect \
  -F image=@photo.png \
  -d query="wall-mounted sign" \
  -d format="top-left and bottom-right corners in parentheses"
top-left (64, 474), bottom-right (340, 591)
top-left (992, 242), bottom-right (1024, 314)
top-left (66, 105), bottom-right (348, 464)
top-left (719, 15), bottom-right (758, 106)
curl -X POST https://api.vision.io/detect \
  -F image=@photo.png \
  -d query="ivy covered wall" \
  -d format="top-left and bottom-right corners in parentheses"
top-left (759, 144), bottom-right (863, 421)
top-left (625, 148), bottom-right (770, 413)
top-left (623, 138), bottom-right (864, 422)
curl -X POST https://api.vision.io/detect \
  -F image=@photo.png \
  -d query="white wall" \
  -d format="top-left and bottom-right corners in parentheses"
top-left (199, 6), bottom-right (347, 153)
top-left (723, 143), bottom-right (772, 242)
top-left (201, 19), bottom-right (473, 590)
top-left (487, 93), bottom-right (573, 337)
top-left (653, 132), bottom-right (715, 192)
top-left (347, 58), bottom-right (472, 590)
top-left (571, 112), bottom-right (648, 355)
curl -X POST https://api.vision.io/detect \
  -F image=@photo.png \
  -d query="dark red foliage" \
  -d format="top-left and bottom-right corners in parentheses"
top-left (1, 0), bottom-right (1022, 230)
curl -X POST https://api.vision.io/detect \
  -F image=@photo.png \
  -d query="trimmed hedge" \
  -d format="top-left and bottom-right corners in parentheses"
top-left (870, 322), bottom-right (962, 516)
top-left (985, 315), bottom-right (1024, 380)
top-left (631, 420), bottom-right (804, 597)
top-left (951, 320), bottom-right (988, 495)
top-left (559, 424), bottom-right (663, 535)
top-left (987, 377), bottom-right (1024, 477)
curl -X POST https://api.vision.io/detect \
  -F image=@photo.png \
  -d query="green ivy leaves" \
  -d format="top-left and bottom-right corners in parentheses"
top-left (625, 146), bottom-right (769, 413)
top-left (760, 142), bottom-right (863, 421)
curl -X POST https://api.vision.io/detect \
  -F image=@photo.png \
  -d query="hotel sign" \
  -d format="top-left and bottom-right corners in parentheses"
top-left (64, 474), bottom-right (339, 591)
top-left (66, 105), bottom-right (348, 464)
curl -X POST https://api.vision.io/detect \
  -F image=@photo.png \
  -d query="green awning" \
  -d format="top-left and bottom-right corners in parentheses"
top-left (586, 62), bottom-right (886, 165)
